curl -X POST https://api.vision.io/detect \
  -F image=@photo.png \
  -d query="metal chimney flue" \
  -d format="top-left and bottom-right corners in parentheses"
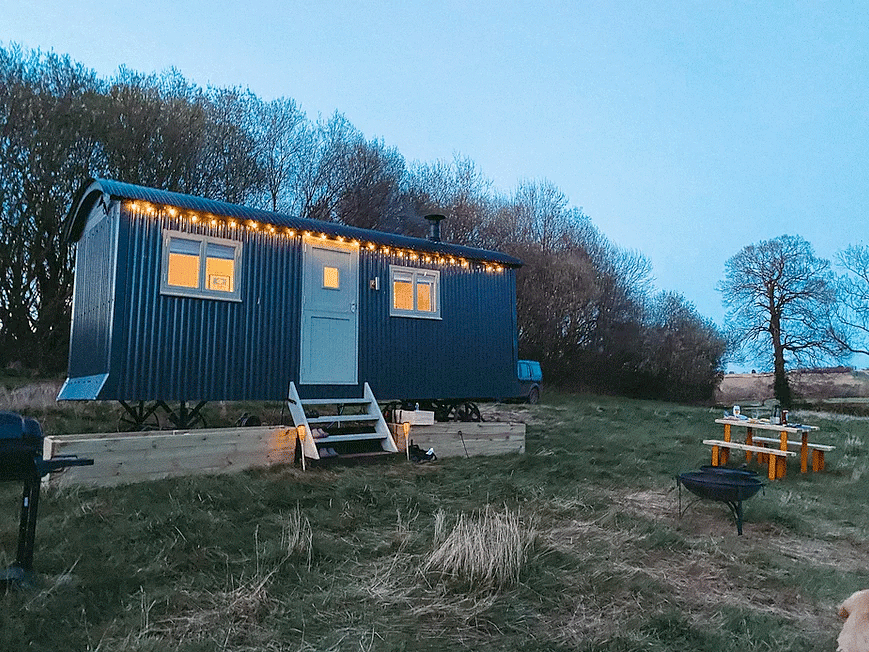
top-left (424, 214), bottom-right (446, 242)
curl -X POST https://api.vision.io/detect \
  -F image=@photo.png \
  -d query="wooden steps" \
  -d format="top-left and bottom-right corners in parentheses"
top-left (287, 382), bottom-right (398, 464)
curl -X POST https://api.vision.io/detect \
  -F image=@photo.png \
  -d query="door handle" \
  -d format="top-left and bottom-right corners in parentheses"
top-left (350, 301), bottom-right (357, 313)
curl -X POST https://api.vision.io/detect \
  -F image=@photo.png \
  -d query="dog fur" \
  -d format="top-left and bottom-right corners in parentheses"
top-left (838, 590), bottom-right (869, 652)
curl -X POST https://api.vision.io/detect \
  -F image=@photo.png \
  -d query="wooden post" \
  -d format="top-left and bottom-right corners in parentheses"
top-left (721, 423), bottom-right (731, 465)
top-left (767, 454), bottom-right (776, 481)
top-left (800, 431), bottom-right (809, 473)
top-left (779, 430), bottom-right (788, 477)
top-left (403, 422), bottom-right (411, 460)
top-left (711, 444), bottom-right (720, 467)
top-left (812, 449), bottom-right (825, 472)
top-left (296, 425), bottom-right (307, 472)
top-left (745, 427), bottom-right (754, 463)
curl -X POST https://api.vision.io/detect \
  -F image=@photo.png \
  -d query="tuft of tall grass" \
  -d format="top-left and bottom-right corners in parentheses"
top-left (423, 505), bottom-right (536, 590)
top-left (279, 504), bottom-right (313, 570)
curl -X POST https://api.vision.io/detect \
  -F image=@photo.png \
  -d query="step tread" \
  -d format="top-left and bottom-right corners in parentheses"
top-left (339, 451), bottom-right (398, 458)
top-left (306, 414), bottom-right (379, 425)
top-left (316, 450), bottom-right (397, 459)
top-left (301, 398), bottom-right (370, 406)
top-left (313, 432), bottom-right (386, 443)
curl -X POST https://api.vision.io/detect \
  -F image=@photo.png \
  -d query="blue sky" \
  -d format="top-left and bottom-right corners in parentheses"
top-left (4, 1), bottom-right (868, 367)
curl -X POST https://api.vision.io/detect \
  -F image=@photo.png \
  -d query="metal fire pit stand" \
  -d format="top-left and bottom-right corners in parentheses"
top-left (678, 481), bottom-right (748, 535)
top-left (677, 468), bottom-right (765, 536)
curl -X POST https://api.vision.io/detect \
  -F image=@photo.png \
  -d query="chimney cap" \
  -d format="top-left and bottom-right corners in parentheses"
top-left (424, 213), bottom-right (446, 242)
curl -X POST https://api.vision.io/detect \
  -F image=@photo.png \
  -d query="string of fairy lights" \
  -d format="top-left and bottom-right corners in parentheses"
top-left (126, 200), bottom-right (507, 273)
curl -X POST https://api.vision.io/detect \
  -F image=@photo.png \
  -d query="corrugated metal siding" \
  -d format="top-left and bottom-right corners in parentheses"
top-left (107, 205), bottom-right (301, 401)
top-left (100, 209), bottom-right (517, 402)
top-left (358, 251), bottom-right (519, 401)
top-left (67, 201), bottom-right (117, 378)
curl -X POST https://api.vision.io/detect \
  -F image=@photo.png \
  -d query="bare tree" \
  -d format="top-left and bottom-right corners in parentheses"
top-left (335, 138), bottom-right (406, 230)
top-left (0, 45), bottom-right (105, 369)
top-left (196, 86), bottom-right (263, 204)
top-left (100, 67), bottom-right (209, 192)
top-left (406, 156), bottom-right (493, 245)
top-left (834, 244), bottom-right (869, 356)
top-left (291, 112), bottom-right (360, 222)
top-left (718, 234), bottom-right (841, 407)
top-left (253, 96), bottom-right (306, 212)
top-left (641, 292), bottom-right (726, 401)
top-left (511, 179), bottom-right (571, 253)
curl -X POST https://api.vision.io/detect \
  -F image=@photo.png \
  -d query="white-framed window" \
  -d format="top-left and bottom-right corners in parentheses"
top-left (390, 265), bottom-right (440, 319)
top-left (160, 229), bottom-right (242, 301)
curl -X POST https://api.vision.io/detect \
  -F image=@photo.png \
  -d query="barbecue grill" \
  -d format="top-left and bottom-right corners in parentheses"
top-left (1, 412), bottom-right (93, 585)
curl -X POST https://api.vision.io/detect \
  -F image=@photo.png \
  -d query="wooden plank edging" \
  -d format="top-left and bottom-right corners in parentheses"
top-left (43, 425), bottom-right (297, 489)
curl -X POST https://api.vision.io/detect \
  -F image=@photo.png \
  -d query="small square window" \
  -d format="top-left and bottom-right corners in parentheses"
top-left (323, 266), bottom-right (340, 289)
top-left (161, 230), bottom-right (242, 301)
top-left (390, 265), bottom-right (440, 319)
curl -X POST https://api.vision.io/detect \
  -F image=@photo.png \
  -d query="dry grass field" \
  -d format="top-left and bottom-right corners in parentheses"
top-left (2, 385), bottom-right (868, 650)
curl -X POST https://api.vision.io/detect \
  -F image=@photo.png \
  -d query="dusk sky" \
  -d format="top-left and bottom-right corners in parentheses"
top-left (5, 1), bottom-right (868, 368)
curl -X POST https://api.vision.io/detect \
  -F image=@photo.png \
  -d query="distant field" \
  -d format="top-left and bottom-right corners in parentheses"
top-left (2, 390), bottom-right (867, 650)
top-left (716, 368), bottom-right (869, 406)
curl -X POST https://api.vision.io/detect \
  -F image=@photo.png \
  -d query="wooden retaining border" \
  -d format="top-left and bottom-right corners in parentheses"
top-left (389, 421), bottom-right (526, 458)
top-left (41, 420), bottom-right (526, 489)
top-left (42, 426), bottom-right (297, 489)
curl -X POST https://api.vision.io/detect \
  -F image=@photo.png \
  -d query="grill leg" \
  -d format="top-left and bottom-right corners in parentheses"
top-left (15, 478), bottom-right (41, 572)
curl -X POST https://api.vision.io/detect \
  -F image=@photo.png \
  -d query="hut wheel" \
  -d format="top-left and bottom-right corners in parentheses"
top-left (451, 402), bottom-right (482, 422)
top-left (117, 401), bottom-right (161, 432)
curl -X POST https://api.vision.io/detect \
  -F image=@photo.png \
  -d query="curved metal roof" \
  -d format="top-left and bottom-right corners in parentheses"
top-left (65, 178), bottom-right (523, 267)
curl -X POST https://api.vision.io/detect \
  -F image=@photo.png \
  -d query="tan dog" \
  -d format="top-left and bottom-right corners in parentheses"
top-left (838, 590), bottom-right (869, 652)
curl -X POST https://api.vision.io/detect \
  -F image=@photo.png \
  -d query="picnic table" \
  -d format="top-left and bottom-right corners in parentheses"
top-left (705, 417), bottom-right (833, 480)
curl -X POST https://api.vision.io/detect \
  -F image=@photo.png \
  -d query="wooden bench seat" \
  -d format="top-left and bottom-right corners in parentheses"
top-left (749, 435), bottom-right (834, 451)
top-left (702, 439), bottom-right (795, 480)
top-left (749, 435), bottom-right (834, 472)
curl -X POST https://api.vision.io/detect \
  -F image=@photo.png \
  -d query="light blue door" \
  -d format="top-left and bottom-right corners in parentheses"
top-left (300, 237), bottom-right (359, 384)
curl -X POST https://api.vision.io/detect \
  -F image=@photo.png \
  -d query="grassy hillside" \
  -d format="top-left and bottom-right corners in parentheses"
top-left (2, 392), bottom-right (868, 651)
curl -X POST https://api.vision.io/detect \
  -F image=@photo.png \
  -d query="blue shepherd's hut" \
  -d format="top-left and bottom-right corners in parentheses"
top-left (58, 179), bottom-right (522, 447)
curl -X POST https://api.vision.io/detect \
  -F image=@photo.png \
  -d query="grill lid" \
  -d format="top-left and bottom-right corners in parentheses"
top-left (0, 412), bottom-right (42, 441)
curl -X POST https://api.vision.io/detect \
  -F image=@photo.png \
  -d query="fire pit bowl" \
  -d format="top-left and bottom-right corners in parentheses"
top-left (678, 469), bottom-right (765, 535)
top-left (699, 465), bottom-right (758, 478)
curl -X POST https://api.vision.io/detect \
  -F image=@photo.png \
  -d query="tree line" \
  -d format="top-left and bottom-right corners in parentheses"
top-left (1, 44), bottom-right (728, 400)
